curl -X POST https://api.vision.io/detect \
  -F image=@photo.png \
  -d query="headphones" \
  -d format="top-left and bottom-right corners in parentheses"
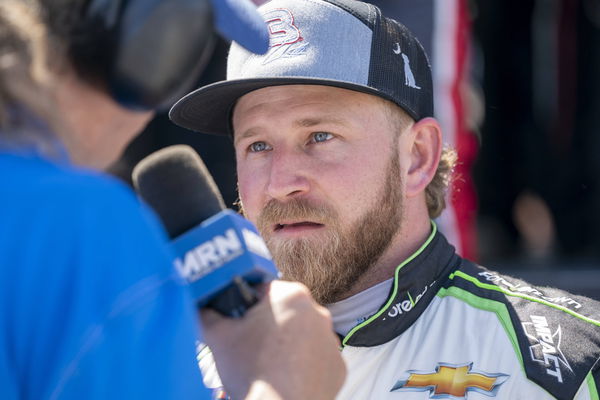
top-left (77, 0), bottom-right (216, 111)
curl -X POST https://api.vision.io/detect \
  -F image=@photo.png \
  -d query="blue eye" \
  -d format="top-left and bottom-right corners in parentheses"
top-left (312, 132), bottom-right (333, 143)
top-left (249, 141), bottom-right (270, 152)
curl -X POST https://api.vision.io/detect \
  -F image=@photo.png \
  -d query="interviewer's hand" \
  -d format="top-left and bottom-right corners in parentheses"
top-left (201, 280), bottom-right (346, 400)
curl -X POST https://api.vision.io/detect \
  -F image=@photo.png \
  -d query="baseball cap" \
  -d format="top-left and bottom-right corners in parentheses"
top-left (170, 0), bottom-right (433, 135)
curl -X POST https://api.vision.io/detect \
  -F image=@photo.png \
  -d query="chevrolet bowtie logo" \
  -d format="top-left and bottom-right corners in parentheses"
top-left (391, 363), bottom-right (509, 398)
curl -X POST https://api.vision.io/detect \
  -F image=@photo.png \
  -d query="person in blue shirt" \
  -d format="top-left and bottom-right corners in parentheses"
top-left (0, 1), bottom-right (346, 399)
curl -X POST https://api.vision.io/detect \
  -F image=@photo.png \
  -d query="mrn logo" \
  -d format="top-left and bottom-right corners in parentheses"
top-left (522, 315), bottom-right (573, 383)
top-left (175, 229), bottom-right (244, 282)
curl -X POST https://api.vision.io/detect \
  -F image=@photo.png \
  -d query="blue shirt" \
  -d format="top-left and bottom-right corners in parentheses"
top-left (0, 150), bottom-right (211, 399)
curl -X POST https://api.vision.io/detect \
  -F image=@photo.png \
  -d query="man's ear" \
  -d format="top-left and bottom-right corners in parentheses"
top-left (404, 117), bottom-right (442, 197)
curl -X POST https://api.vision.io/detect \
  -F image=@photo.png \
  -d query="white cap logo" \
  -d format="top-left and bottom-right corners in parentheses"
top-left (262, 9), bottom-right (309, 64)
top-left (393, 43), bottom-right (421, 90)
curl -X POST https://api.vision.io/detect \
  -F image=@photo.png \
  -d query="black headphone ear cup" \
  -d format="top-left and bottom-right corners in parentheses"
top-left (66, 0), bottom-right (215, 110)
top-left (109, 0), bottom-right (215, 110)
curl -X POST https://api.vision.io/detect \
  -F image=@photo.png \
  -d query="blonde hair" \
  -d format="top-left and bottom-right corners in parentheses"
top-left (426, 145), bottom-right (457, 218)
top-left (0, 0), bottom-right (52, 129)
top-left (382, 98), bottom-right (458, 219)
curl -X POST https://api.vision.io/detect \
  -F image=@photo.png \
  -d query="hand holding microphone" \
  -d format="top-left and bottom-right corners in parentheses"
top-left (202, 280), bottom-right (346, 400)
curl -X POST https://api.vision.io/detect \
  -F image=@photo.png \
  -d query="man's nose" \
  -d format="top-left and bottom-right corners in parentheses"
top-left (266, 147), bottom-right (311, 201)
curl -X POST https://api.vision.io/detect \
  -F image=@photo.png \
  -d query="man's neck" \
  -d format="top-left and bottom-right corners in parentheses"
top-left (338, 218), bottom-right (433, 301)
top-left (327, 277), bottom-right (394, 336)
top-left (53, 72), bottom-right (152, 170)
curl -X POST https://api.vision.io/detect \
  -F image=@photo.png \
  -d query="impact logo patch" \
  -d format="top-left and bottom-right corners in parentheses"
top-left (522, 315), bottom-right (573, 383)
top-left (262, 9), bottom-right (309, 64)
top-left (390, 362), bottom-right (508, 399)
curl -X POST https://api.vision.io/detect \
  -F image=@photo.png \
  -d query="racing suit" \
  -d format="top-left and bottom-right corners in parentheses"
top-left (199, 224), bottom-right (600, 399)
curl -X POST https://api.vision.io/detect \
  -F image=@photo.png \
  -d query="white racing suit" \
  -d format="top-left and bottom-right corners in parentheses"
top-left (199, 227), bottom-right (600, 399)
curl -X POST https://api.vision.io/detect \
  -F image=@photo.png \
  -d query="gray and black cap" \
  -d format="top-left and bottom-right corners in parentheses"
top-left (169, 0), bottom-right (433, 135)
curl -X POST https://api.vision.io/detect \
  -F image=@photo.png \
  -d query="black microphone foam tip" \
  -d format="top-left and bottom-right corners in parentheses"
top-left (132, 144), bottom-right (226, 238)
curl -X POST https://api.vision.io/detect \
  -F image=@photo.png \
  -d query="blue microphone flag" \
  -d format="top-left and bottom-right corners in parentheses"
top-left (172, 209), bottom-right (278, 307)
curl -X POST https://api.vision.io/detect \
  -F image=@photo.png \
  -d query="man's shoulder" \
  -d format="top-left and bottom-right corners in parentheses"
top-left (445, 260), bottom-right (600, 326)
top-left (1, 152), bottom-right (139, 217)
top-left (0, 151), bottom-right (176, 316)
top-left (0, 152), bottom-right (165, 246)
top-left (440, 259), bottom-right (600, 399)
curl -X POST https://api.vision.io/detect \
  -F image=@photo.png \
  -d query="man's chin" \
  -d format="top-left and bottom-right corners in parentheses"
top-left (275, 259), bottom-right (352, 304)
top-left (268, 225), bottom-right (330, 241)
top-left (267, 233), bottom-right (329, 255)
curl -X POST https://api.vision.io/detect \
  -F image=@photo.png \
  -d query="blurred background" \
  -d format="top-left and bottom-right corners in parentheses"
top-left (109, 0), bottom-right (600, 300)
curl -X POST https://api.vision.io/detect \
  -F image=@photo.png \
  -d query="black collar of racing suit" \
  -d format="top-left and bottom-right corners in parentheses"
top-left (341, 222), bottom-right (460, 347)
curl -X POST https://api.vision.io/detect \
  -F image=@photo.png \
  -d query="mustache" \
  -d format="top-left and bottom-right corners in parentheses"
top-left (257, 197), bottom-right (338, 232)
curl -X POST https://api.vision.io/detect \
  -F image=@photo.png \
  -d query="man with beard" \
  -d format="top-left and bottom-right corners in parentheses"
top-left (0, 0), bottom-right (346, 399)
top-left (170, 0), bottom-right (600, 398)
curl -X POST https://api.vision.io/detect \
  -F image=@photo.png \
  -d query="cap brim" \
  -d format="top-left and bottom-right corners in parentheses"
top-left (169, 77), bottom-right (397, 136)
top-left (211, 0), bottom-right (270, 54)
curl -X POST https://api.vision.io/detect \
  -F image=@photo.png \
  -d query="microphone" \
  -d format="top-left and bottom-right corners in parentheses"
top-left (132, 145), bottom-right (278, 317)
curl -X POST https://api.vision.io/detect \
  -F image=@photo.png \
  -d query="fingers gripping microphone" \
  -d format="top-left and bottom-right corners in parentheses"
top-left (132, 145), bottom-right (278, 317)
